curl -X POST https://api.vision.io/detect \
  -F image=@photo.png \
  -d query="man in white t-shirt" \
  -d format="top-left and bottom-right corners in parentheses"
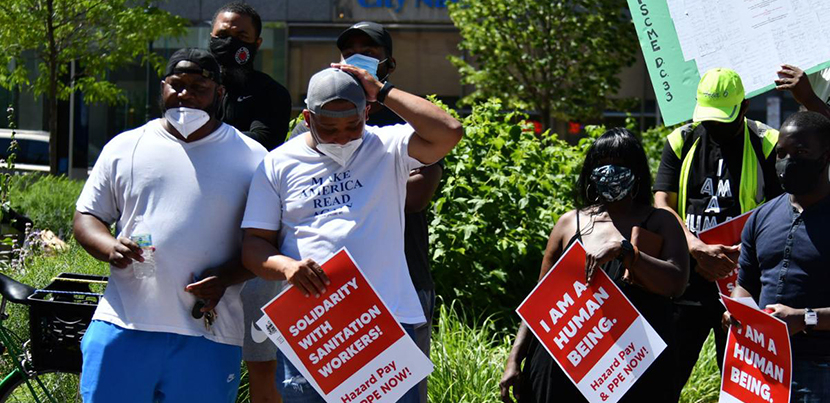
top-left (73, 48), bottom-right (266, 403)
top-left (240, 66), bottom-right (462, 403)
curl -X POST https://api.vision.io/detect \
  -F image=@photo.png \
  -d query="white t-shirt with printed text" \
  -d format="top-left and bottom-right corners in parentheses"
top-left (76, 119), bottom-right (267, 346)
top-left (241, 124), bottom-right (426, 324)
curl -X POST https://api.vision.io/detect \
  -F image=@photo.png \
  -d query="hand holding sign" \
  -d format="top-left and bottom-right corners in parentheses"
top-left (516, 241), bottom-right (666, 403)
top-left (284, 258), bottom-right (331, 298)
top-left (720, 295), bottom-right (792, 403)
top-left (258, 248), bottom-right (432, 403)
top-left (764, 304), bottom-right (808, 336)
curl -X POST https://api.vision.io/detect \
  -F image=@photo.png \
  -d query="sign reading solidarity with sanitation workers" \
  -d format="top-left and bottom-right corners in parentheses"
top-left (257, 248), bottom-right (432, 403)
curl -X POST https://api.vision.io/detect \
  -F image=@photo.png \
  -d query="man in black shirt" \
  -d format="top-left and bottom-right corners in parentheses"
top-left (653, 68), bottom-right (782, 400)
top-left (210, 2), bottom-right (291, 151)
top-left (210, 5), bottom-right (291, 402)
top-left (729, 111), bottom-right (830, 402)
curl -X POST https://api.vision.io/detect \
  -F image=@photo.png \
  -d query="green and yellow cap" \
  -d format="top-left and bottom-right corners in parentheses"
top-left (693, 68), bottom-right (745, 123)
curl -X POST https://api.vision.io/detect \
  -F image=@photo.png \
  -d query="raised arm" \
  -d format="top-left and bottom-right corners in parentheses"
top-left (332, 63), bottom-right (463, 165)
top-left (775, 64), bottom-right (830, 120)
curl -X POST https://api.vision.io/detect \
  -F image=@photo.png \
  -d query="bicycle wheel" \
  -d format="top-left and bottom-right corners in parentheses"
top-left (0, 369), bottom-right (82, 403)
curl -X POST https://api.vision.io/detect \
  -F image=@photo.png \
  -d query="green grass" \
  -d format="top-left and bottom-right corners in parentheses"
top-left (428, 301), bottom-right (511, 403)
top-left (680, 333), bottom-right (721, 403)
top-left (9, 174), bottom-right (86, 239)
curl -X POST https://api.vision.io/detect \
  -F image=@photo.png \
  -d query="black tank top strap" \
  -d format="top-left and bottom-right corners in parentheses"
top-left (565, 210), bottom-right (583, 248)
top-left (640, 207), bottom-right (658, 229)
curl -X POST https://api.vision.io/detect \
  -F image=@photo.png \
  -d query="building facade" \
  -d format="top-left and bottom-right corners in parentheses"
top-left (0, 0), bottom-right (797, 173)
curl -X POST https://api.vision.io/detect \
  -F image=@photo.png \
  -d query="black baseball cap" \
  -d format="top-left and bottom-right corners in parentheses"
top-left (337, 21), bottom-right (393, 57)
top-left (164, 48), bottom-right (222, 84)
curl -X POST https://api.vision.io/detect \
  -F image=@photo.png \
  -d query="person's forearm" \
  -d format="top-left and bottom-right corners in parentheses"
top-left (244, 121), bottom-right (277, 151)
top-left (628, 254), bottom-right (688, 298)
top-left (654, 200), bottom-right (700, 252)
top-left (799, 95), bottom-right (830, 120)
top-left (507, 322), bottom-right (532, 365)
top-left (384, 89), bottom-right (463, 162)
top-left (73, 211), bottom-right (117, 262)
top-left (811, 308), bottom-right (830, 331)
top-left (241, 234), bottom-right (293, 281)
top-left (405, 163), bottom-right (443, 213)
top-left (208, 255), bottom-right (256, 287)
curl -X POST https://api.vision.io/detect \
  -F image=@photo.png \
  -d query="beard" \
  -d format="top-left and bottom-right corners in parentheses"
top-left (158, 91), bottom-right (222, 120)
top-left (221, 66), bottom-right (251, 92)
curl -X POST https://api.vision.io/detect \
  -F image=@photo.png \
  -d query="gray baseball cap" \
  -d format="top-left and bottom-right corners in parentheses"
top-left (305, 68), bottom-right (366, 118)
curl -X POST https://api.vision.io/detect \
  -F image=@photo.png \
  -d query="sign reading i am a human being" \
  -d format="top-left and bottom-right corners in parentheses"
top-left (516, 241), bottom-right (666, 403)
top-left (257, 248), bottom-right (432, 403)
top-left (720, 295), bottom-right (791, 403)
top-left (697, 211), bottom-right (753, 295)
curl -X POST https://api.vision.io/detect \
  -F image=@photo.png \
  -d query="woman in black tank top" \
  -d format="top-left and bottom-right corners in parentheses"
top-left (499, 128), bottom-right (690, 403)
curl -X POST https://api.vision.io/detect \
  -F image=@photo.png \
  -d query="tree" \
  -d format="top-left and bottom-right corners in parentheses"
top-left (0, 0), bottom-right (187, 175)
top-left (448, 0), bottom-right (637, 130)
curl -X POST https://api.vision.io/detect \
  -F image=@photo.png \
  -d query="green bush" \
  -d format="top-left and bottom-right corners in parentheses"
top-left (429, 101), bottom-right (673, 323)
top-left (9, 174), bottom-right (85, 239)
top-left (429, 99), bottom-right (585, 323)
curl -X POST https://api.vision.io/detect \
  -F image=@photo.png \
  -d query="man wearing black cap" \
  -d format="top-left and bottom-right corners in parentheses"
top-left (286, 22), bottom-right (443, 403)
top-left (73, 48), bottom-right (266, 402)
top-left (211, 2), bottom-right (292, 150)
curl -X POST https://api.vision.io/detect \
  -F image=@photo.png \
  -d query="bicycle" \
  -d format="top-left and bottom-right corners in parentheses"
top-left (0, 272), bottom-right (106, 403)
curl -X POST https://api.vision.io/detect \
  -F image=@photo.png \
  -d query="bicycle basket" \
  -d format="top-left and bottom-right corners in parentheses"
top-left (27, 273), bottom-right (107, 373)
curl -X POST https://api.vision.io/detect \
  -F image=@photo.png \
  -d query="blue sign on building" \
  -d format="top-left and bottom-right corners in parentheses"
top-left (357, 0), bottom-right (459, 13)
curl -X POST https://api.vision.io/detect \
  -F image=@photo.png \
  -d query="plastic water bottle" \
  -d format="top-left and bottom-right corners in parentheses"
top-left (129, 216), bottom-right (156, 279)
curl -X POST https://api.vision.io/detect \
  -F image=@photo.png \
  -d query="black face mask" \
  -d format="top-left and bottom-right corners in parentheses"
top-left (209, 36), bottom-right (257, 69)
top-left (776, 156), bottom-right (827, 195)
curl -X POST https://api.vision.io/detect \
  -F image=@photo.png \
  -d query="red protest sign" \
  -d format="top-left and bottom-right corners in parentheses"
top-left (720, 295), bottom-right (792, 403)
top-left (260, 249), bottom-right (432, 401)
top-left (516, 241), bottom-right (666, 403)
top-left (698, 211), bottom-right (753, 295)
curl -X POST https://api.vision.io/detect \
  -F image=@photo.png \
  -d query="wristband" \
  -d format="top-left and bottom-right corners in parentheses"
top-left (377, 82), bottom-right (395, 105)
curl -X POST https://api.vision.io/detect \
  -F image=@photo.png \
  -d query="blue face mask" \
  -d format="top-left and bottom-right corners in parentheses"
top-left (590, 164), bottom-right (636, 202)
top-left (343, 54), bottom-right (381, 80)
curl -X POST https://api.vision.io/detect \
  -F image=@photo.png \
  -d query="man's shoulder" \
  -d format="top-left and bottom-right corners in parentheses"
top-left (102, 120), bottom-right (160, 153)
top-left (665, 122), bottom-right (703, 159)
top-left (223, 124), bottom-right (268, 156)
top-left (251, 71), bottom-right (289, 96)
top-left (264, 135), bottom-right (310, 163)
top-left (746, 119), bottom-right (777, 136)
top-left (752, 193), bottom-right (789, 224)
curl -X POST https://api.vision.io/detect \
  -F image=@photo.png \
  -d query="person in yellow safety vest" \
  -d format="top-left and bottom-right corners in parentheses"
top-left (653, 68), bottom-right (783, 402)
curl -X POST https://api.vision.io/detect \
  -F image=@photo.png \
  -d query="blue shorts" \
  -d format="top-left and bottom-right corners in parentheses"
top-left (80, 320), bottom-right (242, 403)
top-left (276, 324), bottom-right (421, 403)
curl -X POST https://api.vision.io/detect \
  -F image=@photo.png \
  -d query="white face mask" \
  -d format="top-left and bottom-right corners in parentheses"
top-left (164, 107), bottom-right (210, 139)
top-left (316, 138), bottom-right (363, 167)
